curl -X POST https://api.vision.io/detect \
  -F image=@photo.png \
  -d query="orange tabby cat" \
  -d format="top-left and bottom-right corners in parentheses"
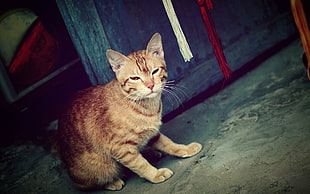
top-left (56, 33), bottom-right (202, 191)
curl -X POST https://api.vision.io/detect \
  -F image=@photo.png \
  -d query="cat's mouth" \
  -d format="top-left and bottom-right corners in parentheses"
top-left (147, 91), bottom-right (156, 95)
top-left (145, 90), bottom-right (160, 98)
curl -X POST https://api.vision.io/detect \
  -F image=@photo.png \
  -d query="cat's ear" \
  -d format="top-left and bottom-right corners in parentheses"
top-left (106, 49), bottom-right (128, 72)
top-left (146, 33), bottom-right (164, 60)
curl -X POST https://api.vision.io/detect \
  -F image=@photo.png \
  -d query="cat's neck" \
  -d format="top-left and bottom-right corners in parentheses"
top-left (128, 97), bottom-right (162, 117)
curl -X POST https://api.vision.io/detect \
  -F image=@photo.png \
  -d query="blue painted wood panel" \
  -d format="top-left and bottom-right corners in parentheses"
top-left (56, 0), bottom-right (296, 115)
top-left (56, 0), bottom-right (113, 85)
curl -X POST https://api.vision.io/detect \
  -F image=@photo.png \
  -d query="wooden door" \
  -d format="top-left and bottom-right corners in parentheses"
top-left (56, 0), bottom-right (296, 115)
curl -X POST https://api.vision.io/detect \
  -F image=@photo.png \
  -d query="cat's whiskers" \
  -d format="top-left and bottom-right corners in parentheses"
top-left (162, 88), bottom-right (183, 107)
top-left (165, 80), bottom-right (176, 84)
top-left (162, 88), bottom-right (177, 107)
top-left (164, 84), bottom-right (189, 99)
top-left (129, 94), bottom-right (142, 110)
top-left (165, 80), bottom-right (189, 97)
top-left (161, 80), bottom-right (174, 106)
top-left (122, 91), bottom-right (153, 112)
top-left (121, 92), bottom-right (139, 111)
top-left (161, 80), bottom-right (188, 108)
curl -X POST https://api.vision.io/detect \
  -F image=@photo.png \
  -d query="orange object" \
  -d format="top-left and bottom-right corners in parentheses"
top-left (291, 0), bottom-right (310, 80)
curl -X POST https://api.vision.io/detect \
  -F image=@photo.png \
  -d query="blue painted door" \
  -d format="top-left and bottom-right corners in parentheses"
top-left (56, 0), bottom-right (296, 115)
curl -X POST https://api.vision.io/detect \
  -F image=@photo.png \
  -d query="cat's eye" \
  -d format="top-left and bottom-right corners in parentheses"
top-left (130, 76), bottom-right (140, 80)
top-left (152, 68), bottom-right (159, 75)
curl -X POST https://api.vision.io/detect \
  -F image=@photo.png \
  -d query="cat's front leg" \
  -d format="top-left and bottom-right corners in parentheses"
top-left (112, 146), bottom-right (173, 183)
top-left (150, 133), bottom-right (202, 158)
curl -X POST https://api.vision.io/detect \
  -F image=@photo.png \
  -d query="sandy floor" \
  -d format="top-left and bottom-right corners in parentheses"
top-left (1, 40), bottom-right (309, 194)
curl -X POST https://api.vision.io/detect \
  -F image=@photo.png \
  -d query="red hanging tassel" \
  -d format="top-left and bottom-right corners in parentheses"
top-left (205, 0), bottom-right (213, 9)
top-left (197, 0), bottom-right (232, 80)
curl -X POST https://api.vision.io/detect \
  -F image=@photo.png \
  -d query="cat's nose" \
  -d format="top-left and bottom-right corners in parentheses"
top-left (146, 82), bottom-right (155, 90)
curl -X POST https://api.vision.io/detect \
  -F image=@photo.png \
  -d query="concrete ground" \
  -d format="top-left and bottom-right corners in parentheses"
top-left (0, 40), bottom-right (309, 193)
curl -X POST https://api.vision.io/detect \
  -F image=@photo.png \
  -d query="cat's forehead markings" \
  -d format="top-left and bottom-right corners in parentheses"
top-left (129, 51), bottom-right (149, 72)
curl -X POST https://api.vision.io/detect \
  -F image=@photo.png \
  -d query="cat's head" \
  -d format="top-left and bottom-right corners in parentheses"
top-left (106, 33), bottom-right (168, 100)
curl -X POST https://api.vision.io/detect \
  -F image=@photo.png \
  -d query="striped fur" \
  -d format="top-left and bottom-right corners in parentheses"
top-left (56, 33), bottom-right (202, 191)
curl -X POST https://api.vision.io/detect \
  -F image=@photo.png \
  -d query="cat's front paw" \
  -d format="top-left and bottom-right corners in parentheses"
top-left (179, 142), bottom-right (202, 158)
top-left (150, 168), bottom-right (174, 183)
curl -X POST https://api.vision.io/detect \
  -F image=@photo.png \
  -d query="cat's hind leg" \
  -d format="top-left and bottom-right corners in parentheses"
top-left (150, 133), bottom-right (202, 158)
top-left (68, 152), bottom-right (124, 191)
top-left (104, 178), bottom-right (125, 191)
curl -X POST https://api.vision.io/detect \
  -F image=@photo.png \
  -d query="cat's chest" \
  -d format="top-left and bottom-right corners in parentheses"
top-left (108, 108), bottom-right (161, 147)
top-left (117, 111), bottom-right (162, 133)
top-left (109, 96), bottom-right (162, 132)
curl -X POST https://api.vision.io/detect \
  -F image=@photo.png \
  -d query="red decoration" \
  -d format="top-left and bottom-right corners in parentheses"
top-left (9, 19), bottom-right (60, 87)
top-left (197, 0), bottom-right (232, 80)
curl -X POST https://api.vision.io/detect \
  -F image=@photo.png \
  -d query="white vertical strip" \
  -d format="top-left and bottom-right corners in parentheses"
top-left (162, 0), bottom-right (193, 62)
